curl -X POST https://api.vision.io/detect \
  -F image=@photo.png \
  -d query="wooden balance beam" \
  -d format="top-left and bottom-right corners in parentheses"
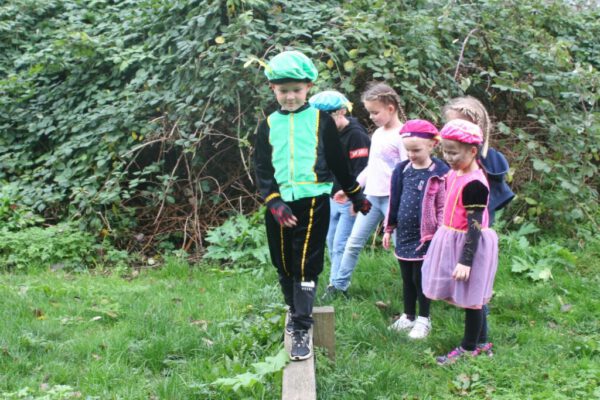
top-left (282, 306), bottom-right (335, 400)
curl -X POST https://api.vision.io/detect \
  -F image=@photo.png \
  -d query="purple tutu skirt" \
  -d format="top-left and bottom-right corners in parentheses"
top-left (422, 226), bottom-right (498, 309)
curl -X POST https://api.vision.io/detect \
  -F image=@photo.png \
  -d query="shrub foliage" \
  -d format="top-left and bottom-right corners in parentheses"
top-left (1, 0), bottom-right (598, 252)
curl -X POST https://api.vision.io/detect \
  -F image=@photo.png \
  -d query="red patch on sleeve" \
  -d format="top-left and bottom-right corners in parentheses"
top-left (349, 148), bottom-right (369, 159)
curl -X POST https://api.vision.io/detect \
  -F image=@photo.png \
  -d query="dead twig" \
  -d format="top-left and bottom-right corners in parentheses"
top-left (454, 28), bottom-right (479, 81)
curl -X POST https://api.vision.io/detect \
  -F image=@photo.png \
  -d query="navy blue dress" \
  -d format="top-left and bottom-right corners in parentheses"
top-left (395, 165), bottom-right (431, 260)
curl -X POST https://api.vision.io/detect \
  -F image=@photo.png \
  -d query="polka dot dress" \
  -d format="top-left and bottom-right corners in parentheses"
top-left (395, 165), bottom-right (431, 260)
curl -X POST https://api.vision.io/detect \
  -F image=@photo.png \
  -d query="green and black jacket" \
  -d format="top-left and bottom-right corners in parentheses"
top-left (254, 103), bottom-right (360, 204)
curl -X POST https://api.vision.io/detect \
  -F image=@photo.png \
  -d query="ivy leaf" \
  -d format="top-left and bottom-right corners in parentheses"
top-left (528, 267), bottom-right (553, 281)
top-left (459, 77), bottom-right (471, 92)
top-left (252, 348), bottom-right (288, 375)
top-left (532, 159), bottom-right (551, 173)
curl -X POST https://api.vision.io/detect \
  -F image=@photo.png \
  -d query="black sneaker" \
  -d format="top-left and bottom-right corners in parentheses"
top-left (285, 310), bottom-right (294, 336)
top-left (290, 330), bottom-right (312, 361)
top-left (321, 285), bottom-right (348, 302)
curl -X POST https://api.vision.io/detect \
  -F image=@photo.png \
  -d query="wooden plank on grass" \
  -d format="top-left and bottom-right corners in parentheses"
top-left (282, 306), bottom-right (335, 400)
top-left (312, 306), bottom-right (335, 361)
top-left (283, 325), bottom-right (316, 400)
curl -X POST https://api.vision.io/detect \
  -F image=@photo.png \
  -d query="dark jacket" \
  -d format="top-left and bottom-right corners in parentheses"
top-left (385, 157), bottom-right (450, 247)
top-left (332, 116), bottom-right (370, 194)
top-left (480, 148), bottom-right (515, 224)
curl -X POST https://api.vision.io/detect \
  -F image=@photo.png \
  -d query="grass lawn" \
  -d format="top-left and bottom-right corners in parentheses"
top-left (1, 237), bottom-right (598, 399)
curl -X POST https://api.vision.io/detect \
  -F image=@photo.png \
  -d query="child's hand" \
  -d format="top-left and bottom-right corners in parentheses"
top-left (382, 232), bottom-right (391, 249)
top-left (268, 199), bottom-right (298, 228)
top-left (333, 190), bottom-right (348, 204)
top-left (452, 263), bottom-right (471, 281)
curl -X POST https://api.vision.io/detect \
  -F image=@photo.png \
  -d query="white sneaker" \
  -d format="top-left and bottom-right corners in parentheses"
top-left (388, 314), bottom-right (416, 332)
top-left (408, 316), bottom-right (431, 339)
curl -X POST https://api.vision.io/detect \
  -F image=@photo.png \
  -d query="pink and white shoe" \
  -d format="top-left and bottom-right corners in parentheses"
top-left (436, 346), bottom-right (474, 365)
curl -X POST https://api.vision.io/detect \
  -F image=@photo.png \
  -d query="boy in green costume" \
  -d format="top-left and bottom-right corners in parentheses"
top-left (253, 50), bottom-right (371, 360)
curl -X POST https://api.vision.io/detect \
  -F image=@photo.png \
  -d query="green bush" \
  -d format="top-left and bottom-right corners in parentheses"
top-left (203, 209), bottom-right (269, 268)
top-left (0, 0), bottom-right (597, 247)
top-left (0, 223), bottom-right (98, 271)
top-left (0, 182), bottom-right (44, 231)
top-left (0, 222), bottom-right (131, 272)
top-left (499, 222), bottom-right (577, 281)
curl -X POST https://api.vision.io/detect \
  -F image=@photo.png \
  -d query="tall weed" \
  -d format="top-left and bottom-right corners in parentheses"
top-left (203, 209), bottom-right (269, 268)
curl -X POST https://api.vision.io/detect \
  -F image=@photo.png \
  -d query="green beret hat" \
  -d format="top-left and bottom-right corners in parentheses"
top-left (265, 50), bottom-right (318, 83)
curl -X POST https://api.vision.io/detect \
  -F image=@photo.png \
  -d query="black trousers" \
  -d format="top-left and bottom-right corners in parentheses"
top-left (399, 260), bottom-right (430, 318)
top-left (461, 308), bottom-right (489, 351)
top-left (265, 195), bottom-right (330, 331)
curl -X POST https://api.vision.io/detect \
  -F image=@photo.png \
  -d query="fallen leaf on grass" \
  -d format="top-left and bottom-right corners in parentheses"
top-left (33, 309), bottom-right (46, 320)
top-left (190, 319), bottom-right (208, 330)
top-left (92, 353), bottom-right (102, 360)
top-left (375, 301), bottom-right (390, 309)
top-left (90, 316), bottom-right (102, 322)
top-left (202, 338), bottom-right (214, 347)
top-left (560, 304), bottom-right (573, 313)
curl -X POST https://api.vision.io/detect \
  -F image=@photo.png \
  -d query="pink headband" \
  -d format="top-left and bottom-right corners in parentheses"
top-left (440, 119), bottom-right (483, 145)
top-left (399, 119), bottom-right (441, 142)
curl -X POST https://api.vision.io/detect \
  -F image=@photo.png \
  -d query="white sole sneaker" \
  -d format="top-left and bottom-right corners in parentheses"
top-left (408, 317), bottom-right (431, 339)
top-left (388, 313), bottom-right (416, 332)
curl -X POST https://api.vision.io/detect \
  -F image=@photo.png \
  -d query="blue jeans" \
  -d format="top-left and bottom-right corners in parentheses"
top-left (326, 199), bottom-right (357, 286)
top-left (332, 195), bottom-right (393, 291)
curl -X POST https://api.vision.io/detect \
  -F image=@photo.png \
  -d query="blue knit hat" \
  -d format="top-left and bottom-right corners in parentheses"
top-left (309, 91), bottom-right (353, 113)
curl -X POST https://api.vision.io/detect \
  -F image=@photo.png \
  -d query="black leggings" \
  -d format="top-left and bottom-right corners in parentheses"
top-left (462, 308), bottom-right (489, 351)
top-left (399, 260), bottom-right (430, 318)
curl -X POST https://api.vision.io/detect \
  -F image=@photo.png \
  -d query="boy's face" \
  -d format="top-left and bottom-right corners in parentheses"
top-left (403, 136), bottom-right (435, 167)
top-left (329, 109), bottom-right (348, 131)
top-left (270, 82), bottom-right (312, 111)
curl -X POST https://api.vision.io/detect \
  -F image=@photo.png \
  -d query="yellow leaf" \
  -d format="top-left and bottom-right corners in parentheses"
top-left (343, 60), bottom-right (355, 71)
top-left (326, 59), bottom-right (334, 69)
top-left (348, 49), bottom-right (359, 58)
top-left (215, 36), bottom-right (225, 44)
top-left (131, 131), bottom-right (138, 140)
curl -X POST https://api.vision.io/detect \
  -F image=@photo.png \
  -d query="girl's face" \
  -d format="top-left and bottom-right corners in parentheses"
top-left (403, 137), bottom-right (434, 167)
top-left (363, 100), bottom-right (396, 128)
top-left (271, 82), bottom-right (312, 111)
top-left (442, 139), bottom-right (477, 171)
